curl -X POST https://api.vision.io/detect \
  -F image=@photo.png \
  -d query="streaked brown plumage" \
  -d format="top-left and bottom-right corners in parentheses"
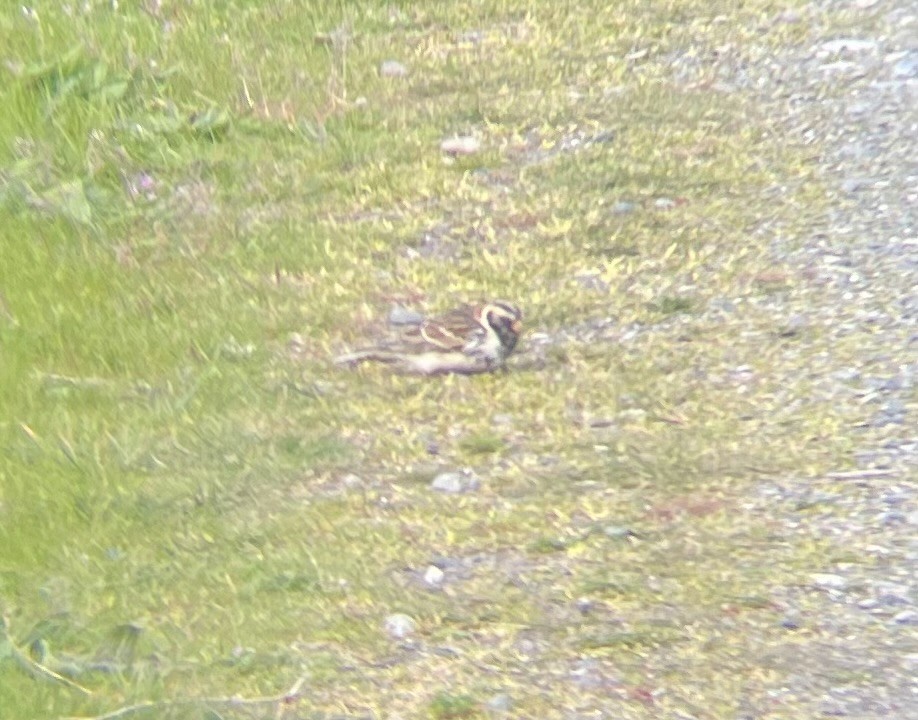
top-left (335, 301), bottom-right (523, 375)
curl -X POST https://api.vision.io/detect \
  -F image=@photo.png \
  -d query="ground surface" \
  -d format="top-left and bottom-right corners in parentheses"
top-left (0, 1), bottom-right (915, 718)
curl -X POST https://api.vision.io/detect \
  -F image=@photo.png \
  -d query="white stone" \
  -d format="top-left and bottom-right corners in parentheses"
top-left (423, 565), bottom-right (445, 586)
top-left (440, 136), bottom-right (480, 156)
top-left (384, 613), bottom-right (416, 639)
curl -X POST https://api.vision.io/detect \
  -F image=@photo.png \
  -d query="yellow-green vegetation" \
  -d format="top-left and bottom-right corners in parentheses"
top-left (0, 0), bottom-right (855, 718)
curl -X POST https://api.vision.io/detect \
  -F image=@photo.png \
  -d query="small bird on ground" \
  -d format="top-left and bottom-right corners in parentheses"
top-left (334, 300), bottom-right (523, 375)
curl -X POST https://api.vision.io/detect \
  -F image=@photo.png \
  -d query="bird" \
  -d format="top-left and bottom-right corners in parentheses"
top-left (334, 300), bottom-right (523, 375)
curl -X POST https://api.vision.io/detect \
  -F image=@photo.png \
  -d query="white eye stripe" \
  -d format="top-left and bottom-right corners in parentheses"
top-left (484, 302), bottom-right (522, 322)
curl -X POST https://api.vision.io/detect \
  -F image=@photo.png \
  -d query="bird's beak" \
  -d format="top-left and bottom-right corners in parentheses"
top-left (511, 319), bottom-right (523, 334)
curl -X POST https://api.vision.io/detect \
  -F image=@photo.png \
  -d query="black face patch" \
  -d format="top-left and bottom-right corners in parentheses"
top-left (487, 309), bottom-right (520, 354)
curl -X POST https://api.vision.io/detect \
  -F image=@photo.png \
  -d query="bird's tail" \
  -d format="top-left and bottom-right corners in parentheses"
top-left (334, 350), bottom-right (402, 366)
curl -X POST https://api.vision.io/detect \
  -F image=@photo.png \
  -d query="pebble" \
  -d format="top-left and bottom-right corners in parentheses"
top-left (890, 53), bottom-right (918, 78)
top-left (379, 60), bottom-right (408, 77)
top-left (819, 38), bottom-right (877, 55)
top-left (340, 473), bottom-right (363, 489)
top-left (603, 525), bottom-right (634, 539)
top-left (430, 470), bottom-right (481, 493)
top-left (440, 136), bottom-right (481, 156)
top-left (779, 314), bottom-right (808, 336)
top-left (590, 130), bottom-right (616, 144)
top-left (819, 61), bottom-right (860, 74)
top-left (423, 565), bottom-right (445, 586)
top-left (873, 582), bottom-right (911, 605)
top-left (774, 10), bottom-right (802, 24)
top-left (781, 616), bottom-right (802, 630)
top-left (486, 693), bottom-right (513, 712)
top-left (811, 573), bottom-right (848, 590)
top-left (384, 613), bottom-right (416, 639)
top-left (569, 658), bottom-right (605, 688)
top-left (841, 177), bottom-right (873, 194)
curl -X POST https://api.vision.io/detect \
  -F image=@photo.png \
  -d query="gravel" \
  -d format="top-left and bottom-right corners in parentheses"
top-left (721, 0), bottom-right (918, 716)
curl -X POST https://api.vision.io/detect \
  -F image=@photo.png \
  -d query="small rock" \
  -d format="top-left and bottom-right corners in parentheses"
top-left (423, 565), bottom-right (445, 586)
top-left (341, 473), bottom-right (363, 489)
top-left (603, 525), bottom-right (634, 539)
top-left (389, 305), bottom-right (424, 325)
top-left (819, 61), bottom-right (859, 74)
top-left (833, 367), bottom-right (861, 382)
top-left (729, 365), bottom-right (755, 382)
top-left (440, 136), bottom-right (481, 156)
top-left (891, 52), bottom-right (918, 79)
top-left (310, 380), bottom-right (334, 396)
top-left (617, 409), bottom-right (647, 423)
top-left (842, 177), bottom-right (874, 195)
top-left (432, 645), bottom-right (460, 657)
top-left (569, 658), bottom-right (604, 688)
top-left (486, 693), bottom-right (513, 713)
top-left (774, 9), bottom-right (801, 24)
top-left (780, 616), bottom-right (801, 630)
top-left (880, 511), bottom-right (907, 525)
top-left (384, 613), bottom-right (416, 639)
top-left (819, 38), bottom-right (877, 55)
top-left (811, 573), bottom-right (848, 590)
top-left (710, 297), bottom-right (737, 313)
top-left (379, 60), bottom-right (408, 77)
top-left (590, 130), bottom-right (616, 144)
top-left (779, 314), bottom-right (808, 337)
top-left (841, 177), bottom-right (872, 194)
top-left (431, 470), bottom-right (480, 494)
top-left (880, 376), bottom-right (904, 391)
top-left (874, 582), bottom-right (911, 605)
top-left (883, 398), bottom-right (907, 415)
top-left (654, 197), bottom-right (676, 210)
top-left (429, 556), bottom-right (462, 571)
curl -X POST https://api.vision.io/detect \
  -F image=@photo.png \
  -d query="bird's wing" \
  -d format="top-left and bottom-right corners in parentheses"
top-left (416, 307), bottom-right (478, 351)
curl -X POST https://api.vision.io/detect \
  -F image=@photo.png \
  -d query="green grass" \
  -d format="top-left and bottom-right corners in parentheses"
top-left (0, 0), bottom-right (861, 718)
